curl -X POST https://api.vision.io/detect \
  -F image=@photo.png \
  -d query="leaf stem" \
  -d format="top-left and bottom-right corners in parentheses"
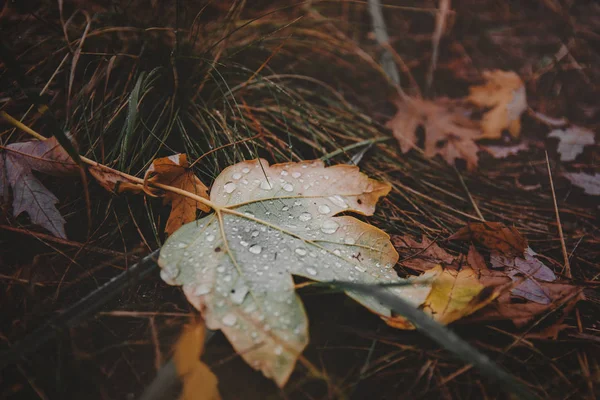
top-left (1, 111), bottom-right (219, 212)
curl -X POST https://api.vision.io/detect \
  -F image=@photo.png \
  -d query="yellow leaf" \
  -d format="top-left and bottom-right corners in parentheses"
top-left (468, 70), bottom-right (526, 139)
top-left (174, 322), bottom-right (221, 400)
top-left (385, 265), bottom-right (496, 329)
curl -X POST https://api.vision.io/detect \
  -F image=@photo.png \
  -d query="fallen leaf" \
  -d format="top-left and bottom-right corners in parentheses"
top-left (562, 172), bottom-right (600, 195)
top-left (386, 97), bottom-right (481, 170)
top-left (385, 265), bottom-right (497, 329)
top-left (468, 70), bottom-right (527, 139)
top-left (0, 137), bottom-right (78, 238)
top-left (491, 248), bottom-right (556, 304)
top-left (174, 321), bottom-right (221, 400)
top-left (144, 154), bottom-right (210, 236)
top-left (548, 126), bottom-right (595, 161)
top-left (483, 142), bottom-right (529, 159)
top-left (465, 246), bottom-right (583, 334)
top-left (449, 222), bottom-right (528, 257)
top-left (88, 165), bottom-right (144, 194)
top-left (158, 159), bottom-right (431, 386)
top-left (392, 234), bottom-right (454, 272)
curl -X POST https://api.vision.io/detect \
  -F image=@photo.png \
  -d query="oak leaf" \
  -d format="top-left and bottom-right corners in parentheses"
top-left (386, 97), bottom-right (481, 170)
top-left (468, 70), bottom-right (527, 139)
top-left (449, 222), bottom-right (528, 257)
top-left (174, 321), bottom-right (221, 400)
top-left (0, 137), bottom-right (78, 238)
top-left (143, 154), bottom-right (210, 236)
top-left (158, 159), bottom-right (432, 386)
top-left (548, 125), bottom-right (595, 162)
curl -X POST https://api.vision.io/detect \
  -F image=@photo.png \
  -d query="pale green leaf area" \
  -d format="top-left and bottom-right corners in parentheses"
top-left (159, 159), bottom-right (432, 386)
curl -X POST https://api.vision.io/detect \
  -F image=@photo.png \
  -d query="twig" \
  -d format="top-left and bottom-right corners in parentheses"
top-left (545, 151), bottom-right (571, 278)
top-left (454, 166), bottom-right (485, 221)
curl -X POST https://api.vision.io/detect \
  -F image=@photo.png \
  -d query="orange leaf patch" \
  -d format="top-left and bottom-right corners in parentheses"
top-left (449, 222), bottom-right (527, 257)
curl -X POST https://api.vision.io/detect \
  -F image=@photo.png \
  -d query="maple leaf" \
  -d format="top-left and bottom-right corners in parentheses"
top-left (449, 222), bottom-right (528, 257)
top-left (386, 97), bottom-right (482, 170)
top-left (0, 137), bottom-right (78, 238)
top-left (174, 321), bottom-right (221, 400)
top-left (158, 159), bottom-right (432, 386)
top-left (548, 125), bottom-right (595, 162)
top-left (143, 154), bottom-right (210, 236)
top-left (562, 172), bottom-right (600, 196)
top-left (468, 70), bottom-right (527, 139)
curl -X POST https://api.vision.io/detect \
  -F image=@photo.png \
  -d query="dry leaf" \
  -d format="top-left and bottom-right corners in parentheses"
top-left (562, 172), bottom-right (600, 196)
top-left (449, 222), bottom-right (528, 257)
top-left (159, 159), bottom-right (432, 386)
top-left (386, 97), bottom-right (481, 170)
top-left (89, 165), bottom-right (144, 194)
top-left (0, 137), bottom-right (78, 238)
top-left (392, 234), bottom-right (454, 272)
top-left (548, 126), bottom-right (595, 161)
top-left (174, 322), bottom-right (221, 400)
top-left (385, 265), bottom-right (496, 329)
top-left (468, 70), bottom-right (527, 139)
top-left (491, 248), bottom-right (556, 304)
top-left (144, 154), bottom-right (210, 236)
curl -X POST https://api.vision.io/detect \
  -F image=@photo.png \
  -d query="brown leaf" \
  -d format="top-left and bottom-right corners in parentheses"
top-left (174, 321), bottom-right (221, 400)
top-left (449, 222), bottom-right (528, 257)
top-left (468, 70), bottom-right (527, 139)
top-left (88, 165), bottom-right (144, 194)
top-left (143, 154), bottom-right (210, 236)
top-left (392, 234), bottom-right (454, 272)
top-left (0, 137), bottom-right (78, 238)
top-left (386, 97), bottom-right (482, 170)
top-left (491, 248), bottom-right (556, 304)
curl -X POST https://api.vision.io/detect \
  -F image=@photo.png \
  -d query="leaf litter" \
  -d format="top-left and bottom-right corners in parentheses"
top-left (548, 125), bottom-right (595, 162)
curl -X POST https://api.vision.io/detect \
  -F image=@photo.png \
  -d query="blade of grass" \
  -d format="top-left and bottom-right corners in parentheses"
top-left (330, 281), bottom-right (537, 400)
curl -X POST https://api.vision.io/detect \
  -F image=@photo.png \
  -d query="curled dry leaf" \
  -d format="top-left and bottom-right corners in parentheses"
top-left (89, 153), bottom-right (210, 236)
top-left (449, 222), bottom-right (528, 257)
top-left (143, 154), bottom-right (210, 236)
top-left (174, 321), bottom-right (221, 400)
top-left (88, 165), bottom-right (144, 194)
top-left (158, 159), bottom-right (431, 386)
top-left (386, 97), bottom-right (481, 170)
top-left (385, 265), bottom-right (497, 329)
top-left (562, 172), bottom-right (600, 196)
top-left (548, 125), bottom-right (595, 162)
top-left (0, 137), bottom-right (78, 238)
top-left (468, 70), bottom-right (527, 139)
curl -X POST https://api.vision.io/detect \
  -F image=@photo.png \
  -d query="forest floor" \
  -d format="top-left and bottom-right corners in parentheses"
top-left (0, 1), bottom-right (599, 399)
